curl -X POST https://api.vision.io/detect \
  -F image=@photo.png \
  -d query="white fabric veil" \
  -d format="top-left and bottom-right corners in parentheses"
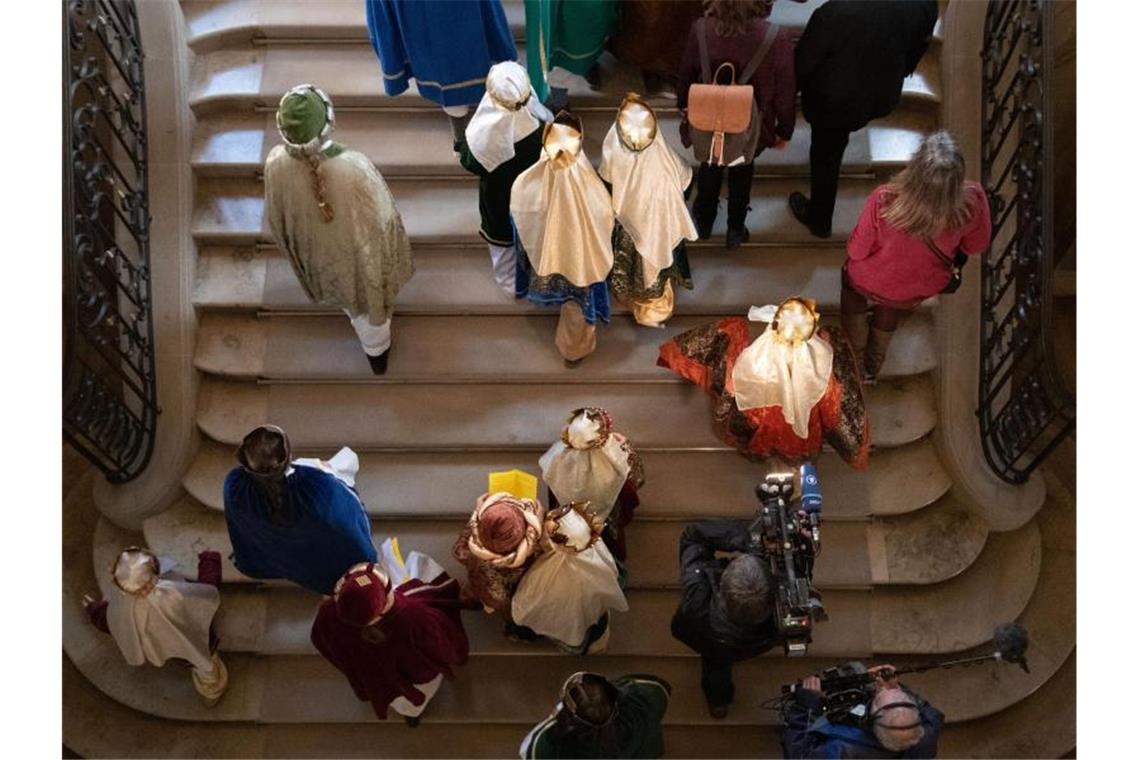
top-left (105, 549), bottom-right (220, 673)
top-left (466, 61), bottom-right (553, 172)
top-left (510, 506), bottom-right (628, 647)
top-left (599, 95), bottom-right (697, 286)
top-left (510, 115), bottom-right (615, 287)
top-left (731, 301), bottom-right (833, 439)
top-left (539, 408), bottom-right (631, 521)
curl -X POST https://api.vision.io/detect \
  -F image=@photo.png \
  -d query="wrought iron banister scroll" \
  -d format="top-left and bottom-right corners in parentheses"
top-left (978, 0), bottom-right (1075, 484)
top-left (64, 0), bottom-right (158, 482)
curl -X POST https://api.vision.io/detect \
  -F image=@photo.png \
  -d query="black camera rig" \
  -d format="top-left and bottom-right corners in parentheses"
top-left (778, 623), bottom-right (1031, 720)
top-left (748, 467), bottom-right (827, 656)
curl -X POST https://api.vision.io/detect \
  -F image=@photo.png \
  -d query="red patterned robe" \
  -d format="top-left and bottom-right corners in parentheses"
top-left (657, 318), bottom-right (870, 468)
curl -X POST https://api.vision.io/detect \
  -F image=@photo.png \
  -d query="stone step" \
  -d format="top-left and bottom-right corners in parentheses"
top-left (188, 41), bottom-right (940, 117)
top-left (210, 585), bottom-right (874, 659)
top-left (193, 109), bottom-right (902, 179)
top-left (142, 495), bottom-right (876, 589)
top-left (195, 374), bottom-right (937, 451)
top-left (193, 311), bottom-right (938, 382)
top-left (141, 499), bottom-right (1031, 653)
top-left (185, 435), bottom-right (952, 521)
top-left (68, 494), bottom-right (1067, 740)
top-left (191, 175), bottom-right (877, 246)
top-left (194, 244), bottom-right (867, 316)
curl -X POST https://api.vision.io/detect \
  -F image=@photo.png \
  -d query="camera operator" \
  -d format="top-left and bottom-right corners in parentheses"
top-left (781, 663), bottom-right (944, 758)
top-left (670, 519), bottom-right (779, 719)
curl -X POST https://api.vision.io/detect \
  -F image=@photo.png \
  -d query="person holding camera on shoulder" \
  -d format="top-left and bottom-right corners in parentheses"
top-left (670, 519), bottom-right (778, 718)
top-left (781, 663), bottom-right (944, 758)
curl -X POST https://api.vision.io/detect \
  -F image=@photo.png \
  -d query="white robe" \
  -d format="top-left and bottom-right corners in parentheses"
top-left (539, 415), bottom-right (631, 522)
top-left (598, 122), bottom-right (697, 288)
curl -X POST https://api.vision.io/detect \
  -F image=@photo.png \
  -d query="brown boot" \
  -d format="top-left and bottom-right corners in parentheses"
top-left (864, 325), bottom-right (896, 383)
top-left (840, 310), bottom-right (869, 368)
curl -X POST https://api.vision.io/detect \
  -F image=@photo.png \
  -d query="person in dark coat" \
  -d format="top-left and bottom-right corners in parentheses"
top-left (669, 519), bottom-right (779, 718)
top-left (781, 663), bottom-right (944, 758)
top-left (789, 0), bottom-right (939, 238)
top-left (677, 0), bottom-right (797, 249)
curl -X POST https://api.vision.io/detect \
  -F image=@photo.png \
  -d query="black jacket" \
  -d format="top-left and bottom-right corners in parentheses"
top-left (795, 0), bottom-right (939, 131)
top-left (781, 680), bottom-right (944, 758)
top-left (669, 520), bottom-right (779, 662)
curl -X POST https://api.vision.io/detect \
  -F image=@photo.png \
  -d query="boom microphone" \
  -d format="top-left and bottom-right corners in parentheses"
top-left (994, 622), bottom-right (1030, 673)
top-left (799, 463), bottom-right (823, 545)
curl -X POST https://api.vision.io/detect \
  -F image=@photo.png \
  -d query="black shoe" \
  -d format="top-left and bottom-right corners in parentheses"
top-left (788, 192), bottom-right (831, 238)
top-left (367, 350), bottom-right (390, 375)
top-left (708, 703), bottom-right (729, 720)
top-left (404, 716), bottom-right (421, 728)
top-left (725, 226), bottom-right (750, 250)
top-left (563, 357), bottom-right (583, 368)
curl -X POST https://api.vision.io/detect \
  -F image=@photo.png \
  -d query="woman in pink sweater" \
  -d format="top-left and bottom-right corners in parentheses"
top-left (843, 131), bottom-right (992, 380)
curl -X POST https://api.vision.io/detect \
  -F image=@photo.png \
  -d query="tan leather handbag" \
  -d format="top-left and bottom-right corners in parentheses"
top-left (685, 20), bottom-right (780, 166)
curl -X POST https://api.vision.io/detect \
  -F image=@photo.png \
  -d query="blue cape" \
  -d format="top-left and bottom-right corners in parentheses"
top-left (365, 0), bottom-right (517, 108)
top-left (223, 465), bottom-right (377, 595)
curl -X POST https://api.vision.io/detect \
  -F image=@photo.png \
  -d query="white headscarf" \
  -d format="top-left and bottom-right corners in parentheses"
top-left (104, 548), bottom-right (220, 673)
top-left (510, 505), bottom-right (628, 647)
top-left (539, 408), bottom-right (632, 522)
top-left (466, 61), bottom-right (553, 173)
top-left (511, 115), bottom-right (615, 288)
top-left (731, 299), bottom-right (834, 439)
top-left (599, 95), bottom-right (697, 286)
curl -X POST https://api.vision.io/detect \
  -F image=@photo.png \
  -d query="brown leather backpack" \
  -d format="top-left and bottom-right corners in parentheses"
top-left (686, 19), bottom-right (780, 166)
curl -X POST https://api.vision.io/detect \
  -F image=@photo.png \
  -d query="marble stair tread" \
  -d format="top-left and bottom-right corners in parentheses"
top-left (866, 494), bottom-right (989, 584)
top-left (188, 41), bottom-right (940, 115)
top-left (870, 518), bottom-right (1041, 655)
top-left (191, 110), bottom-right (878, 178)
top-left (211, 585), bottom-right (872, 658)
top-left (143, 497), bottom-right (874, 590)
top-left (195, 374), bottom-right (937, 451)
top-left (193, 311), bottom-right (937, 382)
top-left (194, 245), bottom-right (859, 316)
top-left (191, 175), bottom-right (877, 246)
top-left (185, 435), bottom-right (952, 521)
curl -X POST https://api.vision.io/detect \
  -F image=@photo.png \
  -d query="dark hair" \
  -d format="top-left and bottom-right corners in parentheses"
top-left (720, 554), bottom-right (773, 625)
top-left (236, 426), bottom-right (293, 524)
top-left (553, 676), bottom-right (620, 755)
top-left (704, 0), bottom-right (772, 36)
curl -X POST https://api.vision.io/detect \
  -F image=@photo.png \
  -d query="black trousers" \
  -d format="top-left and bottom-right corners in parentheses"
top-left (701, 655), bottom-right (736, 707)
top-left (807, 126), bottom-right (851, 230)
top-left (693, 160), bottom-right (756, 231)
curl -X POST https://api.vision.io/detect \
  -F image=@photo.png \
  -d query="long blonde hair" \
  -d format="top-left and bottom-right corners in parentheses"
top-left (881, 131), bottom-right (973, 238)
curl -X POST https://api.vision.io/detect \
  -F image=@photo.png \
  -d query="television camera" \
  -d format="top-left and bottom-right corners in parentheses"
top-left (748, 463), bottom-right (827, 657)
top-left (778, 622), bottom-right (1031, 722)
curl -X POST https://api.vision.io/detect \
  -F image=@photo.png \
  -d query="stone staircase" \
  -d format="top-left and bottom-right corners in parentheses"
top-left (62, 1), bottom-right (1075, 756)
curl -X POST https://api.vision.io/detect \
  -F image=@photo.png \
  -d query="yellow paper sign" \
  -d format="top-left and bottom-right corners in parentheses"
top-left (488, 469), bottom-right (539, 501)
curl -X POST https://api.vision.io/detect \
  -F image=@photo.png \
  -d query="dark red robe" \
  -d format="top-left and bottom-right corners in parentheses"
top-left (310, 572), bottom-right (469, 720)
top-left (658, 318), bottom-right (870, 468)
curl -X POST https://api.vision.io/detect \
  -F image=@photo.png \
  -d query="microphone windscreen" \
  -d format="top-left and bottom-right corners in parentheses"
top-left (800, 464), bottom-right (823, 514)
top-left (994, 622), bottom-right (1030, 673)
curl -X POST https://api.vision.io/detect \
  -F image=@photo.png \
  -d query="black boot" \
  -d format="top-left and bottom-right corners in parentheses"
top-left (725, 162), bottom-right (753, 249)
top-left (788, 191), bottom-right (831, 238)
top-left (404, 716), bottom-right (421, 728)
top-left (366, 350), bottom-right (390, 375)
top-left (692, 163), bottom-right (723, 240)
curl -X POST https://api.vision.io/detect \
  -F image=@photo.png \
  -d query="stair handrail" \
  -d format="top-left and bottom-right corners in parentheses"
top-left (64, 0), bottom-right (158, 483)
top-left (977, 0), bottom-right (1075, 484)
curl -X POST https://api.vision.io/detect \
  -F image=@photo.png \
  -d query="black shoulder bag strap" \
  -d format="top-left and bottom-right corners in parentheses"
top-left (697, 18), bottom-right (712, 83)
top-left (740, 22), bottom-right (781, 84)
top-left (921, 237), bottom-right (955, 269)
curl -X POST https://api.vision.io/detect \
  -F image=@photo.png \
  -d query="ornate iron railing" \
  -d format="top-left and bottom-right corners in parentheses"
top-left (978, 0), bottom-right (1075, 484)
top-left (64, 0), bottom-right (158, 482)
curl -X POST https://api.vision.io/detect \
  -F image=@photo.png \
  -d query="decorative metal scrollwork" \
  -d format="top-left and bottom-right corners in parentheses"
top-left (978, 0), bottom-right (1074, 484)
top-left (64, 0), bottom-right (157, 482)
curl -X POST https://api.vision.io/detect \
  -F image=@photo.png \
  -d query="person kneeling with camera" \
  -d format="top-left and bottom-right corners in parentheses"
top-left (670, 519), bottom-right (778, 718)
top-left (782, 663), bottom-right (944, 758)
